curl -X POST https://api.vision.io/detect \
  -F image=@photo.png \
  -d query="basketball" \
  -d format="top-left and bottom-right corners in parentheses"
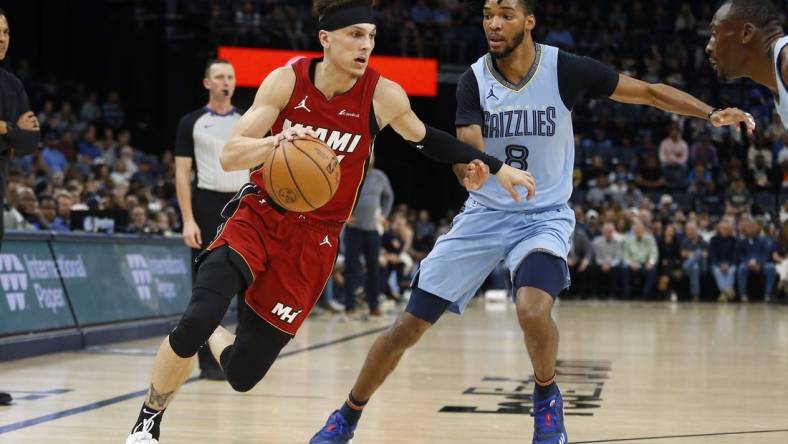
top-left (262, 136), bottom-right (341, 212)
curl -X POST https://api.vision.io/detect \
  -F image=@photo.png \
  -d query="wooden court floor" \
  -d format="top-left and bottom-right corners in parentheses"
top-left (2, 300), bottom-right (788, 443)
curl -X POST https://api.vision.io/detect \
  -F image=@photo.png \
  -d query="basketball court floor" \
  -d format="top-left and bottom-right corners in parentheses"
top-left (2, 300), bottom-right (788, 443)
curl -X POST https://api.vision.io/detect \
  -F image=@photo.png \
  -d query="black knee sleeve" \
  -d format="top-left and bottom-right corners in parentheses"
top-left (221, 316), bottom-right (292, 392)
top-left (169, 246), bottom-right (249, 358)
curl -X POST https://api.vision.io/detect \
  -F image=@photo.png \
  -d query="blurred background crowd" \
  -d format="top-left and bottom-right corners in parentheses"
top-left (5, 0), bottom-right (788, 306)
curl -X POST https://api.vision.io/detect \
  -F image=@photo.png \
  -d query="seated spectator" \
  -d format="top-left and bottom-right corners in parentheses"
top-left (710, 219), bottom-right (739, 302)
top-left (585, 209), bottom-right (601, 239)
top-left (411, 209), bottom-right (436, 262)
top-left (737, 218), bottom-right (777, 302)
top-left (680, 221), bottom-right (708, 301)
top-left (773, 222), bottom-right (788, 300)
top-left (381, 213), bottom-right (414, 301)
top-left (591, 222), bottom-right (624, 298)
top-left (657, 223), bottom-right (683, 301)
top-left (567, 224), bottom-right (592, 298)
top-left (3, 183), bottom-right (31, 231)
top-left (41, 136), bottom-right (68, 173)
top-left (77, 124), bottom-right (102, 160)
top-left (726, 179), bottom-right (752, 216)
top-left (102, 91), bottom-right (125, 129)
top-left (636, 154), bottom-right (665, 190)
top-left (623, 220), bottom-right (659, 299)
top-left (748, 153), bottom-right (776, 192)
top-left (690, 133), bottom-right (719, 169)
top-left (126, 205), bottom-right (155, 234)
top-left (35, 195), bottom-right (69, 232)
top-left (15, 187), bottom-right (44, 228)
top-left (659, 123), bottom-right (689, 188)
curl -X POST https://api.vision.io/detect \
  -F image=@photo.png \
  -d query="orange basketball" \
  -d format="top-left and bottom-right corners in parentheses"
top-left (262, 136), bottom-right (341, 213)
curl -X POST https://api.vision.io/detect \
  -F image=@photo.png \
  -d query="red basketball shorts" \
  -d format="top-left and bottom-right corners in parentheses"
top-left (207, 187), bottom-right (341, 335)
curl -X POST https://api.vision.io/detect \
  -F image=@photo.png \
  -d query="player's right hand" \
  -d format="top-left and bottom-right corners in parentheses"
top-left (495, 164), bottom-right (535, 202)
top-left (273, 127), bottom-right (320, 147)
top-left (182, 219), bottom-right (202, 249)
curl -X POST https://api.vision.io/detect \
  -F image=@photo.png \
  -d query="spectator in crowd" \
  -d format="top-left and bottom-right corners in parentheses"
top-left (381, 213), bottom-right (414, 301)
top-left (567, 224), bottom-right (592, 298)
top-left (79, 91), bottom-right (101, 123)
top-left (709, 218), bottom-right (739, 302)
top-left (636, 153), bottom-right (665, 190)
top-left (101, 91), bottom-right (125, 129)
top-left (737, 218), bottom-right (777, 302)
top-left (411, 209), bottom-right (436, 262)
top-left (33, 195), bottom-right (63, 231)
top-left (657, 223), bottom-right (683, 301)
top-left (773, 223), bottom-right (788, 301)
top-left (726, 179), bottom-right (752, 216)
top-left (659, 123), bottom-right (689, 187)
top-left (623, 220), bottom-right (659, 299)
top-left (680, 221), bottom-right (708, 302)
top-left (591, 222), bottom-right (623, 298)
top-left (126, 204), bottom-right (154, 234)
top-left (690, 132), bottom-right (719, 169)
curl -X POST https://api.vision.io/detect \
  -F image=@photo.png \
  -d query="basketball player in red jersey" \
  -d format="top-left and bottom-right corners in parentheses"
top-left (126, 1), bottom-right (535, 442)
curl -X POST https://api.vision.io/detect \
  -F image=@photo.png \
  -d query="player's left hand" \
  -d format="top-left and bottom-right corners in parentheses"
top-left (273, 126), bottom-right (319, 147)
top-left (495, 164), bottom-right (536, 202)
top-left (710, 108), bottom-right (755, 135)
top-left (461, 160), bottom-right (490, 191)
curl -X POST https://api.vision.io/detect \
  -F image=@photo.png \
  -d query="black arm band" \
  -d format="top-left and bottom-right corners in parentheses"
top-left (408, 126), bottom-right (503, 174)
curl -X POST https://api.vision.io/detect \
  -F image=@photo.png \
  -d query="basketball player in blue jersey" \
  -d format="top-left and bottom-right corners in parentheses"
top-left (311, 1), bottom-right (756, 443)
top-left (706, 0), bottom-right (787, 129)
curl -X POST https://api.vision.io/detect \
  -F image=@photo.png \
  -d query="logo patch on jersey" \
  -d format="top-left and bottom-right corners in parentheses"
top-left (483, 107), bottom-right (557, 138)
top-left (282, 119), bottom-right (362, 163)
top-left (320, 235), bottom-right (332, 247)
top-left (338, 109), bottom-right (360, 118)
top-left (486, 86), bottom-right (499, 101)
top-left (295, 96), bottom-right (311, 112)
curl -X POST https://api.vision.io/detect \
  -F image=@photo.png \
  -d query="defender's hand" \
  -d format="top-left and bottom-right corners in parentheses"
top-left (461, 160), bottom-right (490, 191)
top-left (495, 164), bottom-right (535, 202)
top-left (710, 108), bottom-right (755, 135)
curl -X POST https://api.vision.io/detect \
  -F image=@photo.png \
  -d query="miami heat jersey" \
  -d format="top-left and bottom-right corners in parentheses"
top-left (252, 58), bottom-right (381, 222)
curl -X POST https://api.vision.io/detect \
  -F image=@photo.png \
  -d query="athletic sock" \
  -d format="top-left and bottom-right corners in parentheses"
top-left (533, 373), bottom-right (559, 402)
top-left (131, 403), bottom-right (165, 440)
top-left (338, 391), bottom-right (367, 427)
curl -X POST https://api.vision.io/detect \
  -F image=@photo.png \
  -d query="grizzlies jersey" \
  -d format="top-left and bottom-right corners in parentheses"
top-left (774, 35), bottom-right (788, 129)
top-left (457, 44), bottom-right (619, 212)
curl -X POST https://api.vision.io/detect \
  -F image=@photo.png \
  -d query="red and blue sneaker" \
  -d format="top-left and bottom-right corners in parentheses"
top-left (532, 390), bottom-right (568, 444)
top-left (310, 410), bottom-right (356, 444)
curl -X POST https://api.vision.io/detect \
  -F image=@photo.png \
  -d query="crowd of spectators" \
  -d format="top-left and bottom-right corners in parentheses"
top-left (3, 82), bottom-right (180, 236)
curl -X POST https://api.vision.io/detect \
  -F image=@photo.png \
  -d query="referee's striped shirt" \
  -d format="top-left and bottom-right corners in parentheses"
top-left (174, 106), bottom-right (246, 192)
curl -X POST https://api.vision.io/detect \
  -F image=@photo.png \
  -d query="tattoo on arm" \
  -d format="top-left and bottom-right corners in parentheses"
top-left (147, 384), bottom-right (175, 409)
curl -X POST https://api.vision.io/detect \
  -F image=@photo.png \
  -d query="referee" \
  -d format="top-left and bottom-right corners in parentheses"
top-left (0, 8), bottom-right (40, 406)
top-left (174, 59), bottom-right (245, 380)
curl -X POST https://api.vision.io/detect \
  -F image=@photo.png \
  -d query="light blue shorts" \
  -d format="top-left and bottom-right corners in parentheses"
top-left (416, 198), bottom-right (574, 314)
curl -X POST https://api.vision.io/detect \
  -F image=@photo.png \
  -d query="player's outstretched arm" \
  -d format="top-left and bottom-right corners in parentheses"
top-left (374, 77), bottom-right (535, 201)
top-left (221, 67), bottom-right (315, 171)
top-left (610, 74), bottom-right (755, 134)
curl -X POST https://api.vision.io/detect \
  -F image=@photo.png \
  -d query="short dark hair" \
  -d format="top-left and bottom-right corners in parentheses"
top-left (478, 0), bottom-right (536, 15)
top-left (312, 0), bottom-right (375, 19)
top-left (204, 58), bottom-right (231, 78)
top-left (726, 0), bottom-right (783, 29)
top-left (0, 8), bottom-right (6, 17)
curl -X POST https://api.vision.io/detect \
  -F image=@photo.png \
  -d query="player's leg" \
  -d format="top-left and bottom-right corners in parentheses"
top-left (513, 252), bottom-right (569, 444)
top-left (310, 284), bottom-right (449, 444)
top-left (126, 245), bottom-right (248, 444)
top-left (312, 204), bottom-right (509, 444)
top-left (206, 309), bottom-right (292, 393)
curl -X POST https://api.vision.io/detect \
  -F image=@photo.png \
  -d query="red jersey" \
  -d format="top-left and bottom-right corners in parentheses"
top-left (251, 57), bottom-right (381, 223)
